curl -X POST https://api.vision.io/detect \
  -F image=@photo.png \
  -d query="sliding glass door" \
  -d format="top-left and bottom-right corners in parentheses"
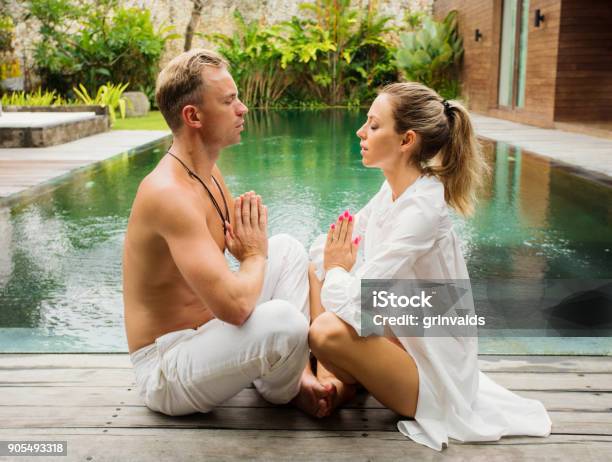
top-left (498, 0), bottom-right (529, 108)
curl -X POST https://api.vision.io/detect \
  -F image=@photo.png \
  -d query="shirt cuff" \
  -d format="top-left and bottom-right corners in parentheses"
top-left (324, 266), bottom-right (350, 280)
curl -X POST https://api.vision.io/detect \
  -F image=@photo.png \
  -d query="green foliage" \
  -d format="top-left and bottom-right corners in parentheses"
top-left (209, 0), bottom-right (398, 108)
top-left (73, 82), bottom-right (130, 124)
top-left (208, 12), bottom-right (295, 108)
top-left (395, 11), bottom-right (463, 99)
top-left (0, 88), bottom-right (73, 106)
top-left (0, 14), bottom-right (14, 52)
top-left (25, 0), bottom-right (178, 96)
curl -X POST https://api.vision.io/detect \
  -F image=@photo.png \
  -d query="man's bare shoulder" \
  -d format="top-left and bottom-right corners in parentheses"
top-left (131, 167), bottom-right (199, 233)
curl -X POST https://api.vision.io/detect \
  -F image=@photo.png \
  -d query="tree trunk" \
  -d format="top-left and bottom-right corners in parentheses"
top-left (184, 0), bottom-right (205, 52)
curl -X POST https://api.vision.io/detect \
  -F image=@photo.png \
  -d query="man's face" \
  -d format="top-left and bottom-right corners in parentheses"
top-left (190, 66), bottom-right (248, 149)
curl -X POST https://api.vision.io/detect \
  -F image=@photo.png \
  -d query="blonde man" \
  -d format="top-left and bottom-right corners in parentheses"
top-left (123, 49), bottom-right (331, 416)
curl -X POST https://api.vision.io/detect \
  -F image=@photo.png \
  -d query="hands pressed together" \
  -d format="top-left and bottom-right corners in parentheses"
top-left (225, 191), bottom-right (269, 262)
top-left (323, 210), bottom-right (361, 272)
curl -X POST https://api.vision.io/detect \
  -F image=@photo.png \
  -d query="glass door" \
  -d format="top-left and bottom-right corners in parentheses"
top-left (498, 0), bottom-right (530, 108)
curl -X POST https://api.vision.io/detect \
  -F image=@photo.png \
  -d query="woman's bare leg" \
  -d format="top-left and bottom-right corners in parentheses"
top-left (309, 312), bottom-right (419, 417)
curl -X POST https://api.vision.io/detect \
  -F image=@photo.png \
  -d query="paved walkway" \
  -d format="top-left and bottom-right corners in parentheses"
top-left (471, 114), bottom-right (612, 180)
top-left (0, 129), bottom-right (170, 201)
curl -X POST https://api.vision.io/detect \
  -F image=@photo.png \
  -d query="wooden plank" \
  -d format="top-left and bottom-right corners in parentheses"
top-left (0, 390), bottom-right (609, 431)
top-left (0, 430), bottom-right (610, 462)
top-left (0, 354), bottom-right (133, 369)
top-left (1, 387), bottom-right (611, 436)
top-left (3, 367), bottom-right (612, 391)
top-left (1, 373), bottom-right (609, 411)
top-left (1, 382), bottom-right (611, 409)
top-left (1, 354), bottom-right (610, 373)
top-left (0, 406), bottom-right (401, 432)
top-left (2, 402), bottom-right (612, 436)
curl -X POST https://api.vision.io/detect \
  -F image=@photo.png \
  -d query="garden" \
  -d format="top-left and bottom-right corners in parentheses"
top-left (0, 0), bottom-right (463, 128)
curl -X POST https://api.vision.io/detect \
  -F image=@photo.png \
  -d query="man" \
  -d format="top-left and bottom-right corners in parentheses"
top-left (123, 49), bottom-right (331, 416)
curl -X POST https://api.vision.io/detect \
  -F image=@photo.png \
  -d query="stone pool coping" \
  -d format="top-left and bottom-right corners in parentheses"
top-left (0, 129), bottom-right (170, 204)
top-left (472, 114), bottom-right (612, 186)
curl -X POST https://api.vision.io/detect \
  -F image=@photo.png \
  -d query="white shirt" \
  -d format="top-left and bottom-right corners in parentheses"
top-left (309, 175), bottom-right (552, 450)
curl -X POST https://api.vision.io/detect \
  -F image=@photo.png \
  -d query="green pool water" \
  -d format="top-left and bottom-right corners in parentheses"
top-left (0, 109), bottom-right (611, 353)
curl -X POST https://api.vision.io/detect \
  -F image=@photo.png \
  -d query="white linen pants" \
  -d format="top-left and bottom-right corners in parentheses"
top-left (130, 234), bottom-right (310, 416)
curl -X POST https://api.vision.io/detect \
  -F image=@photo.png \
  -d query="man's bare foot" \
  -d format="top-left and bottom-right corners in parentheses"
top-left (291, 369), bottom-right (334, 418)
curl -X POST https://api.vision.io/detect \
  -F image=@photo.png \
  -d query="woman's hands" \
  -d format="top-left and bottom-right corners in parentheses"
top-left (324, 210), bottom-right (361, 272)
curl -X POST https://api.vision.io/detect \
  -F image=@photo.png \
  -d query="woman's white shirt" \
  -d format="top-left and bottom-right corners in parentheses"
top-left (309, 175), bottom-right (552, 450)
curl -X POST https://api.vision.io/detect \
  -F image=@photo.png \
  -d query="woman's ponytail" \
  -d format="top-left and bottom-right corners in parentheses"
top-left (434, 100), bottom-right (488, 216)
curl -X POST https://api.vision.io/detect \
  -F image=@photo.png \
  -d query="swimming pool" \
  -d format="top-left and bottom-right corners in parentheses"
top-left (0, 109), bottom-right (611, 353)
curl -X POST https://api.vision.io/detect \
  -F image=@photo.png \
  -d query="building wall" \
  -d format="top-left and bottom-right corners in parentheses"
top-left (554, 0), bottom-right (612, 122)
top-left (434, 0), bottom-right (563, 127)
top-left (433, 0), bottom-right (499, 112)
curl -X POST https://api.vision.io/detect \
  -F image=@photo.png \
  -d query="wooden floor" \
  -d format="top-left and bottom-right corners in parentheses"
top-left (0, 130), bottom-right (169, 201)
top-left (1, 354), bottom-right (610, 461)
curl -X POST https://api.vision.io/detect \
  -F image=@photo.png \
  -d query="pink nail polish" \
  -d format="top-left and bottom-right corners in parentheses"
top-left (344, 210), bottom-right (349, 218)
top-left (348, 215), bottom-right (353, 222)
top-left (339, 215), bottom-right (344, 221)
top-left (331, 223), bottom-right (335, 229)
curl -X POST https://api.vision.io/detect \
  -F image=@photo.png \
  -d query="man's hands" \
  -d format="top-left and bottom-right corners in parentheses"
top-left (225, 191), bottom-right (268, 262)
top-left (324, 210), bottom-right (361, 272)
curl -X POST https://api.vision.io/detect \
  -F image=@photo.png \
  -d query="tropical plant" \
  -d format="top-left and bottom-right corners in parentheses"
top-left (291, 0), bottom-right (397, 105)
top-left (25, 0), bottom-right (178, 96)
top-left (73, 82), bottom-right (130, 124)
top-left (0, 88), bottom-right (72, 106)
top-left (395, 10), bottom-right (463, 99)
top-left (208, 12), bottom-right (298, 108)
top-left (209, 1), bottom-right (398, 108)
top-left (0, 14), bottom-right (14, 52)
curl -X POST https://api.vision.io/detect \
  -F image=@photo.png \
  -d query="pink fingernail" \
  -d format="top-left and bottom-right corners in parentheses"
top-left (344, 210), bottom-right (349, 218)
top-left (339, 215), bottom-right (344, 221)
top-left (331, 223), bottom-right (335, 230)
top-left (348, 215), bottom-right (353, 222)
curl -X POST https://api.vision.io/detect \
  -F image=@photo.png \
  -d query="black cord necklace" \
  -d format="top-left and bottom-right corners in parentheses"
top-left (166, 151), bottom-right (230, 235)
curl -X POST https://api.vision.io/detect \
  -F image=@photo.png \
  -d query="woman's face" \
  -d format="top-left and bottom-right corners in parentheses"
top-left (356, 93), bottom-right (408, 169)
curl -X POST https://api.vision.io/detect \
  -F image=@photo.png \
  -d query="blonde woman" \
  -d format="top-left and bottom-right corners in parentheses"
top-left (307, 82), bottom-right (552, 450)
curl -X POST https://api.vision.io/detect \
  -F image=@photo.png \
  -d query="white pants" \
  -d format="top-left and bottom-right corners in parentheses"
top-left (130, 234), bottom-right (310, 416)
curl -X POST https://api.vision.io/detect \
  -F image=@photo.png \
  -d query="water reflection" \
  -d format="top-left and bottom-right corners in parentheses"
top-left (0, 109), bottom-right (611, 351)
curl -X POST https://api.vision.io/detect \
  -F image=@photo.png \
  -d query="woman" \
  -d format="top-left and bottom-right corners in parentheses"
top-left (307, 82), bottom-right (552, 450)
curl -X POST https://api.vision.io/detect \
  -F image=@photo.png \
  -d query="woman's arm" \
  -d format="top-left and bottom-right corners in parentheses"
top-left (321, 194), bottom-right (442, 333)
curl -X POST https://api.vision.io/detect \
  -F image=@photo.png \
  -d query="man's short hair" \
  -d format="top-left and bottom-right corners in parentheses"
top-left (155, 48), bottom-right (229, 132)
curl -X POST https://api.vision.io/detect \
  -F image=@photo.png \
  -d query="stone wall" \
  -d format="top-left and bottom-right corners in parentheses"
top-left (7, 0), bottom-right (432, 86)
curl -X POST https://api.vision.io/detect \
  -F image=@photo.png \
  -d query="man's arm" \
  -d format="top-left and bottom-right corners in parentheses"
top-left (143, 183), bottom-right (267, 326)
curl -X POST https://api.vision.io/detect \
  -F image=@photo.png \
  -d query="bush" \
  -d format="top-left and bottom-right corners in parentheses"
top-left (209, 0), bottom-right (398, 108)
top-left (395, 11), bottom-right (463, 99)
top-left (25, 0), bottom-right (178, 96)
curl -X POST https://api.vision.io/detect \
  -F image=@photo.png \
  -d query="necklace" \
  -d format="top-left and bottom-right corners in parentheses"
top-left (166, 151), bottom-right (230, 235)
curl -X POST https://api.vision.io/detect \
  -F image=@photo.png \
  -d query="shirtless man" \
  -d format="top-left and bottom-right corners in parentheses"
top-left (123, 49), bottom-right (332, 417)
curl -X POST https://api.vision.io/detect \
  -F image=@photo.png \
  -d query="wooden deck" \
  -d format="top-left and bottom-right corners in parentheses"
top-left (1, 354), bottom-right (610, 461)
top-left (0, 130), bottom-right (169, 201)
